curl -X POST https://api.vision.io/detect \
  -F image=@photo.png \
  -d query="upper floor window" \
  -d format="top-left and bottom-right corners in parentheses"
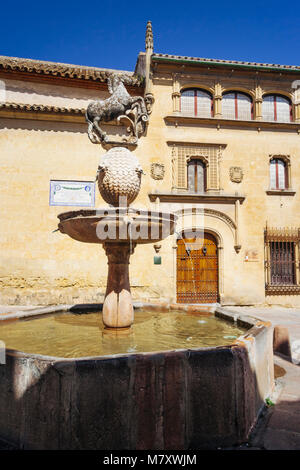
top-left (187, 159), bottom-right (206, 193)
top-left (181, 89), bottom-right (213, 117)
top-left (270, 158), bottom-right (288, 189)
top-left (222, 92), bottom-right (253, 120)
top-left (262, 94), bottom-right (292, 122)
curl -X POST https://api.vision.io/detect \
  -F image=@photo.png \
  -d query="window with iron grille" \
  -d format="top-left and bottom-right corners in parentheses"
top-left (265, 227), bottom-right (300, 295)
top-left (180, 89), bottom-right (213, 117)
top-left (270, 242), bottom-right (295, 285)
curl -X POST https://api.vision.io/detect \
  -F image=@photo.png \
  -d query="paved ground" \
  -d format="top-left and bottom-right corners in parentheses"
top-left (248, 354), bottom-right (300, 450)
top-left (1, 304), bottom-right (300, 450)
top-left (223, 306), bottom-right (300, 450)
top-left (226, 306), bottom-right (300, 364)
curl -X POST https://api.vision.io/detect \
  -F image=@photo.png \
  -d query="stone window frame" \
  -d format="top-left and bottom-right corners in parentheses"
top-left (171, 143), bottom-right (225, 192)
top-left (186, 157), bottom-right (208, 192)
top-left (266, 154), bottom-right (296, 196)
top-left (261, 93), bottom-right (293, 123)
top-left (180, 87), bottom-right (214, 117)
top-left (221, 90), bottom-right (254, 120)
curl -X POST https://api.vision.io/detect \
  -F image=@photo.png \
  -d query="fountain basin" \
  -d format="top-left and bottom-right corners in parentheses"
top-left (58, 208), bottom-right (176, 244)
top-left (0, 307), bottom-right (274, 450)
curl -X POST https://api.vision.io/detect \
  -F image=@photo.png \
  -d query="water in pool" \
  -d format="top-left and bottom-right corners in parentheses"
top-left (0, 310), bottom-right (246, 358)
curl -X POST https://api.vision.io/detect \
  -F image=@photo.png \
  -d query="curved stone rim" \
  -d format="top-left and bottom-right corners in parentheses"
top-left (57, 208), bottom-right (178, 222)
top-left (57, 208), bottom-right (177, 244)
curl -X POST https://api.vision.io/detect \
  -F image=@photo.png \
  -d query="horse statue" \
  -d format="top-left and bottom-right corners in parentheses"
top-left (86, 74), bottom-right (148, 144)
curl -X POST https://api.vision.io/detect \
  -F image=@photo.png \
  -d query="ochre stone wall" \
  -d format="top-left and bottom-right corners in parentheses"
top-left (1, 66), bottom-right (300, 306)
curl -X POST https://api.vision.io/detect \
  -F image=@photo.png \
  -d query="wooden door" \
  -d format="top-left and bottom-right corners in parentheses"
top-left (176, 231), bottom-right (218, 303)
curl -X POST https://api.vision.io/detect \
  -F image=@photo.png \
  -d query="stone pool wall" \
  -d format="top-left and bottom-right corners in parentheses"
top-left (0, 308), bottom-right (274, 450)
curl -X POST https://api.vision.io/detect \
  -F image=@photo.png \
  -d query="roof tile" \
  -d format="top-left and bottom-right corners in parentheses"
top-left (0, 55), bottom-right (144, 86)
top-left (152, 53), bottom-right (300, 71)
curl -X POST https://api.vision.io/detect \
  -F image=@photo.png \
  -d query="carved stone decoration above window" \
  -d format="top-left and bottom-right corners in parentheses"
top-left (230, 166), bottom-right (244, 183)
top-left (150, 162), bottom-right (165, 180)
top-left (167, 142), bottom-right (226, 192)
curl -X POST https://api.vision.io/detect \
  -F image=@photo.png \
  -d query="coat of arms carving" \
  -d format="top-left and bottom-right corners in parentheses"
top-left (230, 167), bottom-right (243, 183)
top-left (150, 162), bottom-right (165, 180)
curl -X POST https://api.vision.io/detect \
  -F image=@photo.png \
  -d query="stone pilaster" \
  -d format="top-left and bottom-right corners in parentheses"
top-left (172, 74), bottom-right (181, 113)
top-left (294, 103), bottom-right (300, 123)
top-left (213, 83), bottom-right (222, 117)
top-left (171, 145), bottom-right (178, 190)
top-left (254, 85), bottom-right (263, 120)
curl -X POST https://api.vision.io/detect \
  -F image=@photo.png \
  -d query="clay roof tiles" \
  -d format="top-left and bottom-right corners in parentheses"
top-left (0, 101), bottom-right (85, 115)
top-left (1, 52), bottom-right (299, 86)
top-left (0, 55), bottom-right (144, 86)
top-left (152, 53), bottom-right (300, 72)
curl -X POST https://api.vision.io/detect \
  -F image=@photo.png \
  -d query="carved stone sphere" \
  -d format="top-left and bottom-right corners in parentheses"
top-left (98, 147), bottom-right (143, 207)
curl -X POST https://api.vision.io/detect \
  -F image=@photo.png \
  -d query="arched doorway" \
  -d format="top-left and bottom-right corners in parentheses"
top-left (176, 231), bottom-right (219, 303)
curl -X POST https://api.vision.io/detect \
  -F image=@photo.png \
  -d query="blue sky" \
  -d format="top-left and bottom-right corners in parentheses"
top-left (1, 0), bottom-right (299, 71)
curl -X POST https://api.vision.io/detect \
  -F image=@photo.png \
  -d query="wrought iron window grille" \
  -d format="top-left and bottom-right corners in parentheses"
top-left (264, 227), bottom-right (300, 295)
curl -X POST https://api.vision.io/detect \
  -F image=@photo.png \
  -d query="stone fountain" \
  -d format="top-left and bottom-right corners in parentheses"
top-left (57, 73), bottom-right (176, 328)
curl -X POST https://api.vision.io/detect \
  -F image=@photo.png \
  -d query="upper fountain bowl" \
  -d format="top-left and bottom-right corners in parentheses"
top-left (58, 208), bottom-right (177, 244)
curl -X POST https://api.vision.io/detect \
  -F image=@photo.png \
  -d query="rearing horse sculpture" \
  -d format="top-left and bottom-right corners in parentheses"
top-left (86, 74), bottom-right (148, 144)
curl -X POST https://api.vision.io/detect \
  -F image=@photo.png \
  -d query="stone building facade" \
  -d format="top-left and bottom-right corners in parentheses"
top-left (1, 23), bottom-right (300, 306)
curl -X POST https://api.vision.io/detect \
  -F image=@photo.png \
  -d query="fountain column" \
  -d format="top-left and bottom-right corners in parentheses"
top-left (103, 242), bottom-right (136, 328)
top-left (57, 64), bottom-right (171, 330)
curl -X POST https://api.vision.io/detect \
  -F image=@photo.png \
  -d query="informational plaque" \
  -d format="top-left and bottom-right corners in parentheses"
top-left (49, 180), bottom-right (95, 207)
top-left (244, 249), bottom-right (259, 262)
